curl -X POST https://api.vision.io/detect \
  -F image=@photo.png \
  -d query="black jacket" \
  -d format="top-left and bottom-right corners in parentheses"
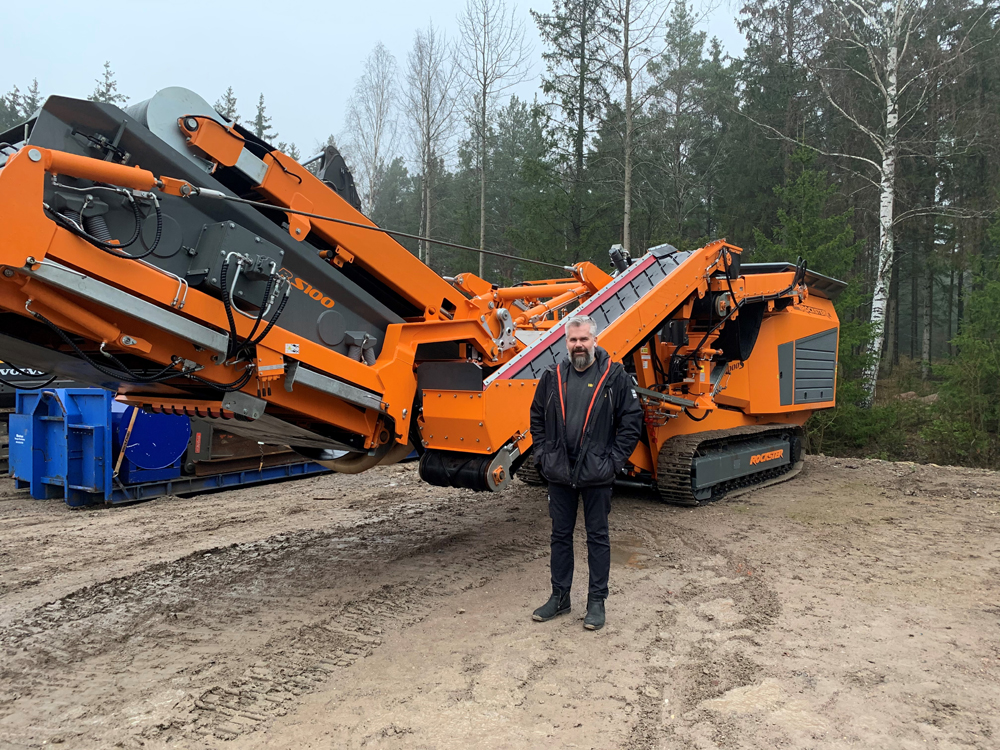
top-left (529, 346), bottom-right (644, 487)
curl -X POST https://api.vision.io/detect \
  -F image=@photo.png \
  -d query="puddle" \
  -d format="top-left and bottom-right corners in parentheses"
top-left (771, 701), bottom-right (829, 733)
top-left (611, 534), bottom-right (649, 569)
top-left (701, 678), bottom-right (785, 713)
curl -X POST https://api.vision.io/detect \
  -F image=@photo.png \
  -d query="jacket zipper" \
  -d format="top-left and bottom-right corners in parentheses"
top-left (571, 363), bottom-right (612, 487)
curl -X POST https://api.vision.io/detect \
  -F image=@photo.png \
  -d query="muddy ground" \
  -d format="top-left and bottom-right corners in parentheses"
top-left (0, 455), bottom-right (998, 749)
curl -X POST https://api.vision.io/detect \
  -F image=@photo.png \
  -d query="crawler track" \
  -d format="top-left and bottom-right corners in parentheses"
top-left (656, 424), bottom-right (804, 506)
top-left (515, 454), bottom-right (546, 486)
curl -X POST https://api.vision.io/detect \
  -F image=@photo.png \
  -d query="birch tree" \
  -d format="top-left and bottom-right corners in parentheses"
top-left (457, 0), bottom-right (532, 277)
top-left (404, 23), bottom-right (462, 267)
top-left (812, 0), bottom-right (989, 405)
top-left (597, 0), bottom-right (668, 252)
top-left (344, 42), bottom-right (401, 216)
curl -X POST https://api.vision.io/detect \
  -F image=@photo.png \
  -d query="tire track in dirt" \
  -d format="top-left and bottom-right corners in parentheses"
top-left (172, 534), bottom-right (549, 743)
top-left (0, 484), bottom-right (550, 748)
top-left (612, 504), bottom-right (783, 750)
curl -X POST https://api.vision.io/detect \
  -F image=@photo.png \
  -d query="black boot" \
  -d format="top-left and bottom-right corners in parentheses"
top-left (584, 596), bottom-right (605, 631)
top-left (532, 588), bottom-right (571, 622)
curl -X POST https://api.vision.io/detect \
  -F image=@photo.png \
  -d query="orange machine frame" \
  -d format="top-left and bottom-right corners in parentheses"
top-left (0, 127), bottom-right (838, 490)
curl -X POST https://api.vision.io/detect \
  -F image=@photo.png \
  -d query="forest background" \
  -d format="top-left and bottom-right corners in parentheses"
top-left (2, 0), bottom-right (998, 469)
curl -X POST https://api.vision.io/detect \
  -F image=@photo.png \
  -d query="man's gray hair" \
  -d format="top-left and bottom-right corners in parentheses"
top-left (565, 314), bottom-right (599, 336)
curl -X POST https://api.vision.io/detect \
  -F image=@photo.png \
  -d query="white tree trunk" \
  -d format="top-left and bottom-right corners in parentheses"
top-left (480, 89), bottom-right (487, 279)
top-left (425, 157), bottom-right (433, 269)
top-left (921, 264), bottom-right (932, 380)
top-left (424, 177), bottom-right (431, 266)
top-left (861, 33), bottom-right (899, 407)
top-left (622, 0), bottom-right (633, 253)
top-left (418, 168), bottom-right (427, 263)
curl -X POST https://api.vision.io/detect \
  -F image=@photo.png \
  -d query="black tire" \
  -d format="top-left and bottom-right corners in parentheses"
top-left (517, 453), bottom-right (547, 486)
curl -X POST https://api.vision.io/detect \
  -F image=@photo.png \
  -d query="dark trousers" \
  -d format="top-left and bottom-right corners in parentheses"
top-left (548, 482), bottom-right (613, 599)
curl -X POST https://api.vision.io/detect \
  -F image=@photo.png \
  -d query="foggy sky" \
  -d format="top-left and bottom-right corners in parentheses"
top-left (2, 0), bottom-right (745, 156)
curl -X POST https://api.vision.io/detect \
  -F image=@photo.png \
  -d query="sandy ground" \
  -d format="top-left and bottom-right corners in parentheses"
top-left (0, 455), bottom-right (998, 749)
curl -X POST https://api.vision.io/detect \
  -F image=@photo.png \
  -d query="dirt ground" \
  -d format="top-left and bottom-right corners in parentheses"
top-left (0, 455), bottom-right (998, 750)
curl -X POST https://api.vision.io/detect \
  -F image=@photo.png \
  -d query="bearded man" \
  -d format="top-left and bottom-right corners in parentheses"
top-left (527, 314), bottom-right (643, 631)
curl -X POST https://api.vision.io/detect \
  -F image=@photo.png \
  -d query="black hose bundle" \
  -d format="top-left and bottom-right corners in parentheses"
top-left (45, 184), bottom-right (162, 260)
top-left (219, 255), bottom-right (290, 363)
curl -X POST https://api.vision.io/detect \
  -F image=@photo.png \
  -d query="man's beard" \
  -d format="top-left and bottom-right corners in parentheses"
top-left (572, 348), bottom-right (594, 369)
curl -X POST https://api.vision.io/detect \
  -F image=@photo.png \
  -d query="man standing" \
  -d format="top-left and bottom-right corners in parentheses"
top-left (528, 315), bottom-right (643, 631)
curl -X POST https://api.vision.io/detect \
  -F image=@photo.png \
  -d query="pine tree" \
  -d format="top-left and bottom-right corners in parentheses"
top-left (88, 61), bottom-right (128, 105)
top-left (926, 225), bottom-right (1000, 466)
top-left (755, 150), bottom-right (874, 455)
top-left (19, 79), bottom-right (42, 118)
top-left (0, 87), bottom-right (21, 131)
top-left (726, 0), bottom-right (820, 249)
top-left (370, 156), bottom-right (422, 256)
top-left (214, 87), bottom-right (240, 123)
top-left (753, 149), bottom-right (859, 281)
top-left (276, 141), bottom-right (301, 160)
top-left (648, 0), bottom-right (711, 242)
top-left (251, 94), bottom-right (277, 141)
top-left (490, 97), bottom-right (565, 278)
top-left (533, 0), bottom-right (612, 260)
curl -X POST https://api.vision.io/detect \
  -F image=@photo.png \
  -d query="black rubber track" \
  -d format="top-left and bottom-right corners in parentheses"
top-left (656, 424), bottom-right (804, 506)
top-left (515, 453), bottom-right (546, 486)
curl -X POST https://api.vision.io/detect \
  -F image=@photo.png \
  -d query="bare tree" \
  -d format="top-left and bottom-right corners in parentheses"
top-left (343, 43), bottom-right (400, 216)
top-left (404, 23), bottom-right (463, 267)
top-left (597, 0), bottom-right (669, 252)
top-left (457, 0), bottom-right (532, 277)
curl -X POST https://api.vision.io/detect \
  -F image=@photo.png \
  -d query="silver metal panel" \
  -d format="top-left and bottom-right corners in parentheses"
top-left (778, 342), bottom-right (794, 406)
top-left (292, 365), bottom-right (385, 412)
top-left (794, 328), bottom-right (837, 404)
top-left (221, 391), bottom-right (267, 420)
top-left (235, 148), bottom-right (269, 185)
top-left (125, 87), bottom-right (226, 174)
top-left (22, 261), bottom-right (230, 355)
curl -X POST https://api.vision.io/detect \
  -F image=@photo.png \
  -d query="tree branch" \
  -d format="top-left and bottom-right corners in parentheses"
top-left (735, 108), bottom-right (883, 175)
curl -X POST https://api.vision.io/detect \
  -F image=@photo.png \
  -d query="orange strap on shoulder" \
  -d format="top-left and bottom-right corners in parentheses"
top-left (579, 364), bottom-right (612, 447)
top-left (555, 364), bottom-right (566, 423)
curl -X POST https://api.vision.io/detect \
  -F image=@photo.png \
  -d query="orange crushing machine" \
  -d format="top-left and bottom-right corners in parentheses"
top-left (0, 88), bottom-right (844, 503)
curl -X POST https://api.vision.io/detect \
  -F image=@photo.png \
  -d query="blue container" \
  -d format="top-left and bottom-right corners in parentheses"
top-left (110, 402), bottom-right (190, 484)
top-left (9, 388), bottom-right (329, 506)
top-left (9, 388), bottom-right (114, 507)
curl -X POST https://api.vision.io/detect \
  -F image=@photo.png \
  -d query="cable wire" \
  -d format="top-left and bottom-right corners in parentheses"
top-left (0, 374), bottom-right (57, 390)
top-left (191, 190), bottom-right (572, 271)
top-left (25, 307), bottom-right (255, 391)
